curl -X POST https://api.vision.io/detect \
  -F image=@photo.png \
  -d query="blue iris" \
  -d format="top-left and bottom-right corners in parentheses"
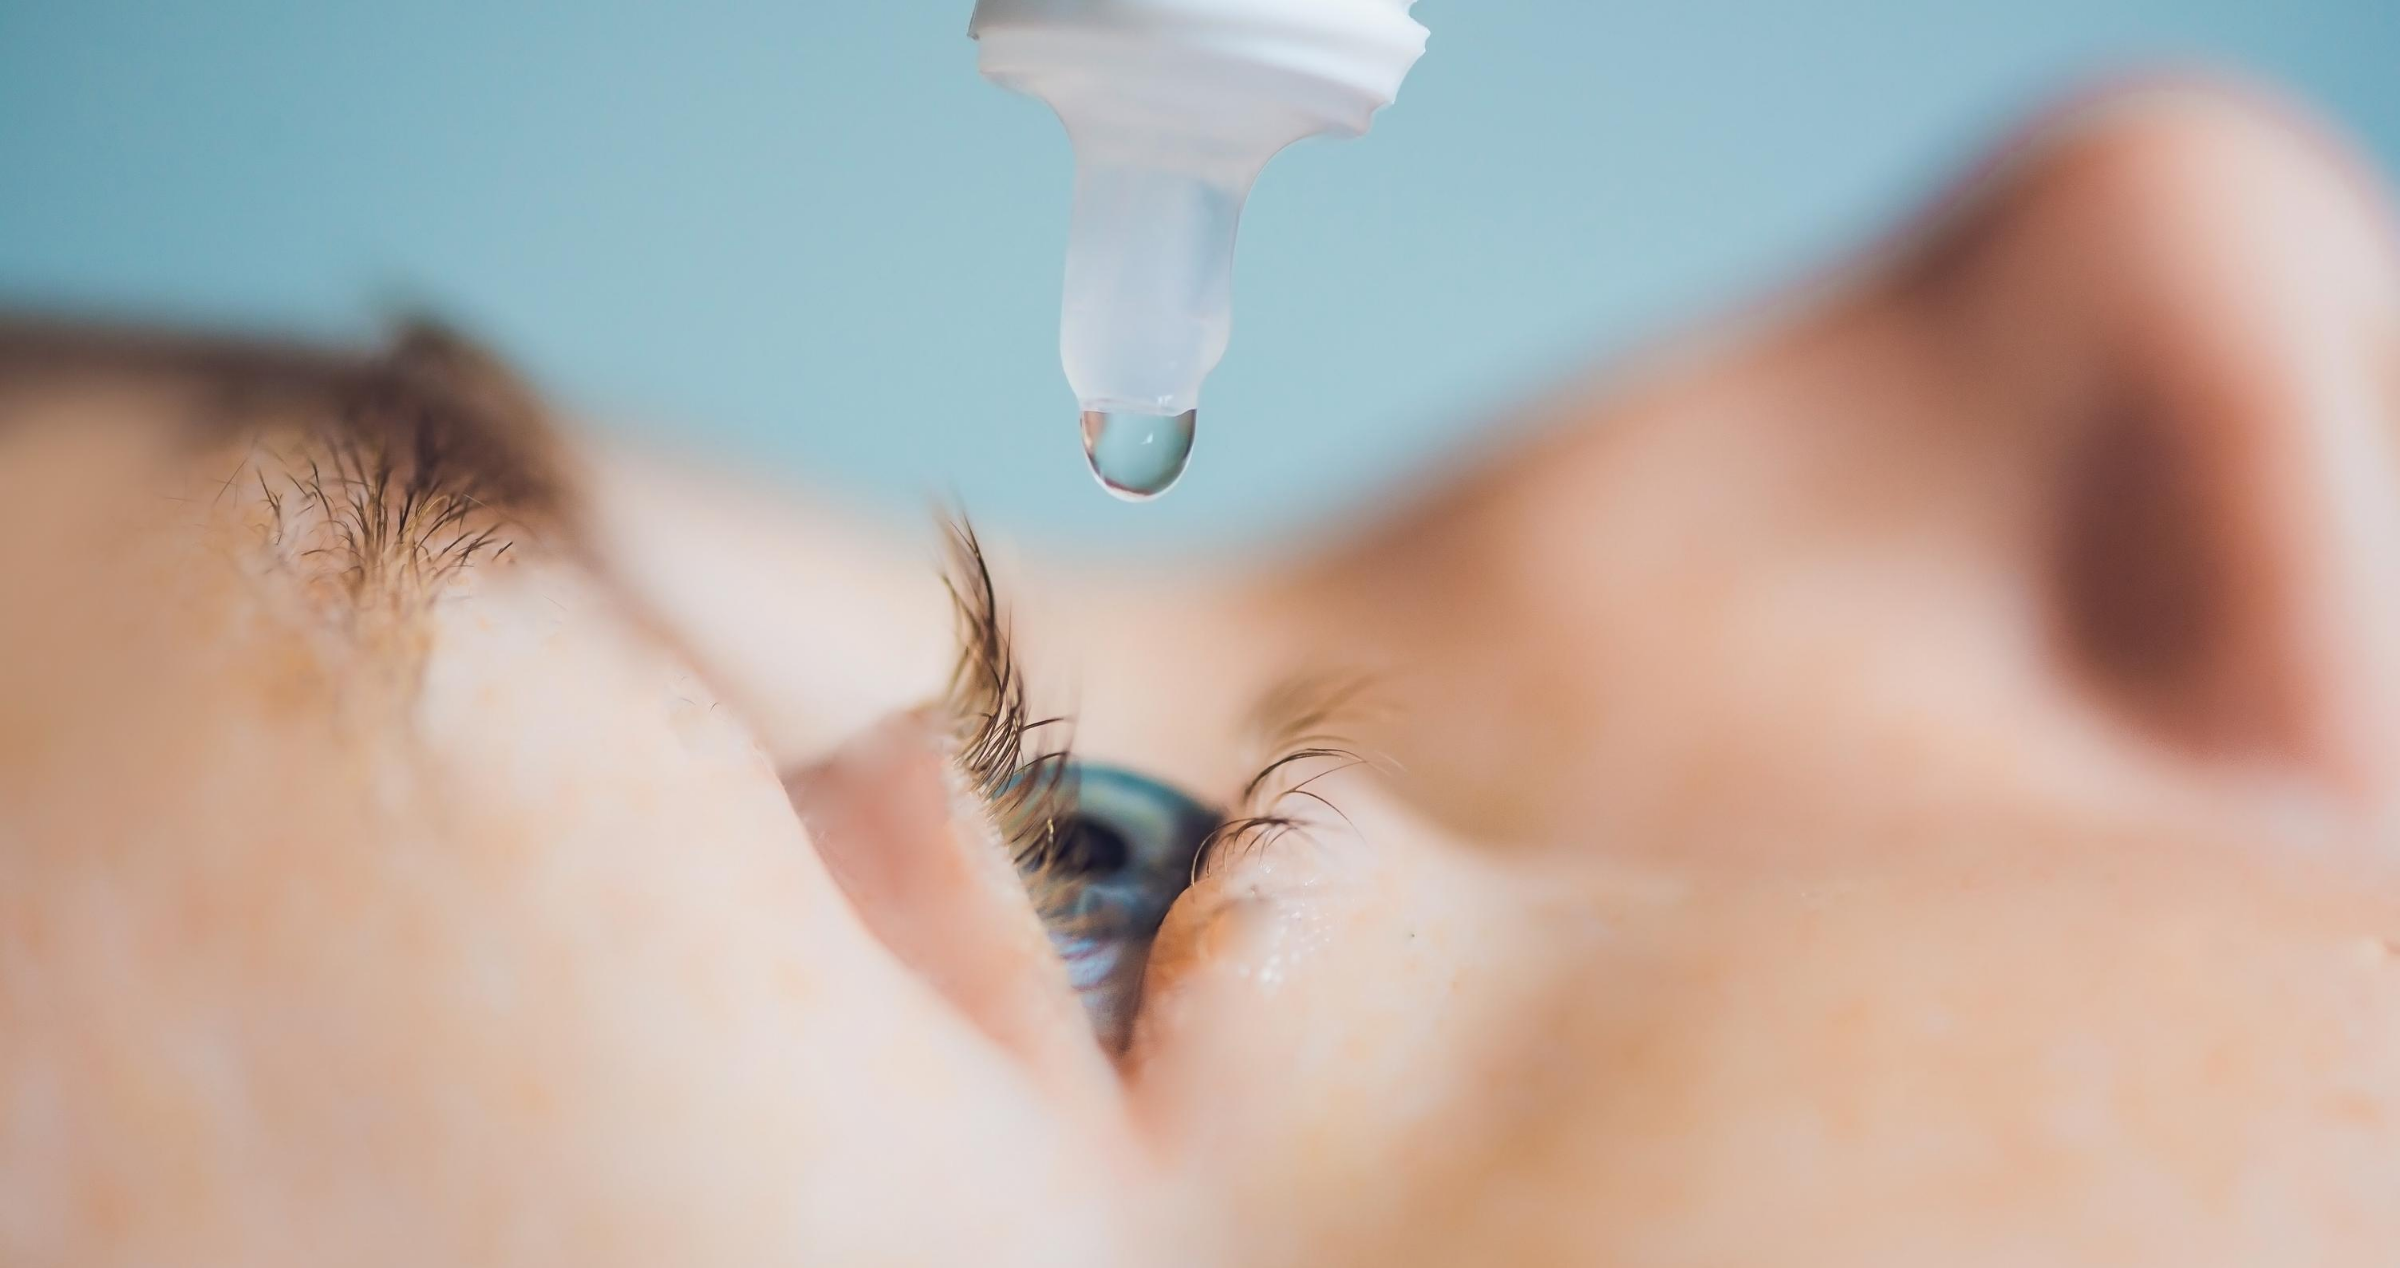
top-left (1037, 763), bottom-right (1219, 1051)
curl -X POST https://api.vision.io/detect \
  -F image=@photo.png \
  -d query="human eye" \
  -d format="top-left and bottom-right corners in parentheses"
top-left (936, 520), bottom-right (1372, 1056)
top-left (1015, 763), bottom-right (1219, 1051)
top-left (937, 522), bottom-right (1380, 1058)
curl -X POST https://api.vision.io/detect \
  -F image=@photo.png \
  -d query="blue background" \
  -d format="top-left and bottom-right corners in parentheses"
top-left (3, 2), bottom-right (2393, 545)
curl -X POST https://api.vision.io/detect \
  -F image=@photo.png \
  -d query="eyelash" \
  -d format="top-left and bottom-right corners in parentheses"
top-left (937, 517), bottom-right (1077, 883)
top-left (1190, 673), bottom-right (1375, 881)
top-left (936, 515), bottom-right (1373, 901)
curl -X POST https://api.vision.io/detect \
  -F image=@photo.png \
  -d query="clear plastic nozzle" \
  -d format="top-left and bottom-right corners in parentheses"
top-left (971, 0), bottom-right (1428, 498)
top-left (1061, 156), bottom-right (1246, 498)
top-left (1060, 158), bottom-right (1245, 420)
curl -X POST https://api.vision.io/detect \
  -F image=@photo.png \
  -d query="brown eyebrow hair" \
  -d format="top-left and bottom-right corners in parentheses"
top-left (0, 312), bottom-right (571, 603)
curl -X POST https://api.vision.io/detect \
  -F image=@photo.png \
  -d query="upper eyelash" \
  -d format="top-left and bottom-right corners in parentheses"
top-left (936, 515), bottom-right (1079, 884)
top-left (1192, 672), bottom-right (1382, 881)
top-left (936, 517), bottom-right (1383, 893)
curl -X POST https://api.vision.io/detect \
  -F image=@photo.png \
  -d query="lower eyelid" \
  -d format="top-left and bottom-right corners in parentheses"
top-left (1137, 844), bottom-right (1364, 1009)
top-left (1143, 885), bottom-right (1272, 987)
top-left (1121, 878), bottom-right (1365, 1077)
top-left (1129, 760), bottom-right (1424, 1041)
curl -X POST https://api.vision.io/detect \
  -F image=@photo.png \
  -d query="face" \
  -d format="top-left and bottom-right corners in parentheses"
top-left (7, 80), bottom-right (2400, 1265)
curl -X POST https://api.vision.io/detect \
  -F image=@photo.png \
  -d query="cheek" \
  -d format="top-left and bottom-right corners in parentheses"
top-left (6, 557), bottom-right (1133, 1266)
top-left (391, 567), bottom-right (1134, 1262)
top-left (1122, 787), bottom-right (1562, 1244)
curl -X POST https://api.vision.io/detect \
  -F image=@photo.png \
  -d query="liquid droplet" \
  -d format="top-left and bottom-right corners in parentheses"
top-left (1081, 408), bottom-right (1196, 501)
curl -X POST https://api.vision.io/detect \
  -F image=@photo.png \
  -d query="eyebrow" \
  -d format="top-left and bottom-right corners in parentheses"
top-left (0, 312), bottom-right (572, 600)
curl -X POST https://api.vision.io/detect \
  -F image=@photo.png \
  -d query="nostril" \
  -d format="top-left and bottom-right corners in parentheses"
top-left (2051, 395), bottom-right (2264, 755)
top-left (2057, 401), bottom-right (2224, 700)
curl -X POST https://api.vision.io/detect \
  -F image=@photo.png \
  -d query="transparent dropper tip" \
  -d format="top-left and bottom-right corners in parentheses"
top-left (1060, 156), bottom-right (1247, 499)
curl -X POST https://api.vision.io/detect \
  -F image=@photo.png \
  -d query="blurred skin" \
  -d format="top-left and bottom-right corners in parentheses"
top-left (7, 78), bottom-right (2400, 1265)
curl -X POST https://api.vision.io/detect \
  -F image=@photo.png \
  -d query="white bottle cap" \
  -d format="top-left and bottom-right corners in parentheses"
top-left (973, 0), bottom-right (1427, 419)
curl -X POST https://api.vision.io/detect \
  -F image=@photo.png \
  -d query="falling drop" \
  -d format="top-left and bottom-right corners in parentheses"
top-left (1081, 408), bottom-right (1196, 501)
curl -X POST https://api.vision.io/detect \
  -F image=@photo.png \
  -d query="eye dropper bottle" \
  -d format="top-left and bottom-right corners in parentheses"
top-left (970, 0), bottom-right (1429, 500)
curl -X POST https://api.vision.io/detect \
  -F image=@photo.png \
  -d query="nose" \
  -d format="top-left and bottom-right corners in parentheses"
top-left (1902, 78), bottom-right (2400, 803)
top-left (1263, 77), bottom-right (2400, 852)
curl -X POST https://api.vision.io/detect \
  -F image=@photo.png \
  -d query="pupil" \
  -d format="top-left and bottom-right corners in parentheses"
top-left (1055, 815), bottom-right (1130, 877)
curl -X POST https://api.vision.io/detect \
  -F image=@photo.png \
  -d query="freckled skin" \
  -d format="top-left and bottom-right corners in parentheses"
top-left (8, 80), bottom-right (2400, 1265)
